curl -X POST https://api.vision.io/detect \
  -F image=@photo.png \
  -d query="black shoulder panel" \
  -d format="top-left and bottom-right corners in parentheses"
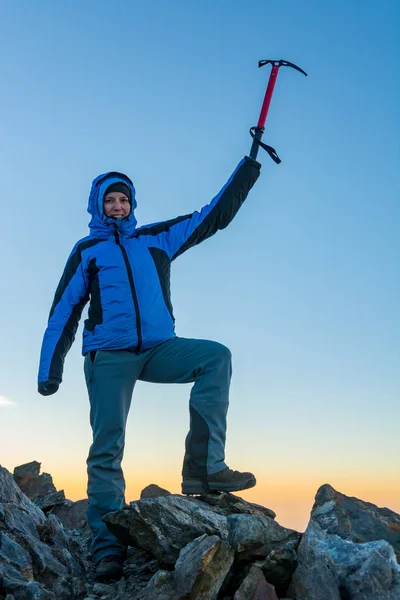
top-left (48, 294), bottom-right (89, 384)
top-left (148, 247), bottom-right (175, 324)
top-left (49, 238), bottom-right (104, 320)
top-left (135, 214), bottom-right (192, 238)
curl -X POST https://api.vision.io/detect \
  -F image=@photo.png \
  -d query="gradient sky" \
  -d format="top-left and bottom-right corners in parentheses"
top-left (1, 0), bottom-right (399, 533)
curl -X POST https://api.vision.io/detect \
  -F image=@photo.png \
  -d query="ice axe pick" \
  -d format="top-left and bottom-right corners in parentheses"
top-left (249, 59), bottom-right (307, 163)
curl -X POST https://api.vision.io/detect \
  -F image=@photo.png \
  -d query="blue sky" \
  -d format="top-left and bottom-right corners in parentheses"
top-left (0, 0), bottom-right (399, 531)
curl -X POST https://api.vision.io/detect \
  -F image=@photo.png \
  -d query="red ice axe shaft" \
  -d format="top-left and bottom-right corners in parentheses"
top-left (257, 64), bottom-right (280, 128)
top-left (249, 59), bottom-right (307, 163)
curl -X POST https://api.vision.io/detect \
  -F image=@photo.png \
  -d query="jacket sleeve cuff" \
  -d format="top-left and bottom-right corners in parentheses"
top-left (38, 380), bottom-right (60, 396)
top-left (244, 155), bottom-right (262, 169)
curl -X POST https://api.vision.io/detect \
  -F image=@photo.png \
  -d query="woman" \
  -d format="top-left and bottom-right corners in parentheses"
top-left (38, 154), bottom-right (261, 582)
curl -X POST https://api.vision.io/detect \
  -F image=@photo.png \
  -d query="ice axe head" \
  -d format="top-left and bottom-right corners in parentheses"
top-left (258, 59), bottom-right (307, 77)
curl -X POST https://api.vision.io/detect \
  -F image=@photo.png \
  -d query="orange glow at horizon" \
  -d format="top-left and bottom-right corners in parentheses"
top-left (53, 470), bottom-right (400, 534)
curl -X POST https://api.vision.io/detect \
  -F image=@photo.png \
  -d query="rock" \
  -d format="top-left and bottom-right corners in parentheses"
top-left (233, 565), bottom-right (278, 600)
top-left (197, 492), bottom-right (276, 520)
top-left (12, 461), bottom-right (89, 533)
top-left (286, 484), bottom-right (400, 599)
top-left (36, 514), bottom-right (86, 580)
top-left (13, 462), bottom-right (57, 501)
top-left (1, 464), bottom-right (46, 527)
top-left (287, 519), bottom-right (400, 600)
top-left (122, 547), bottom-right (159, 588)
top-left (227, 513), bottom-right (301, 561)
top-left (226, 514), bottom-right (300, 597)
top-left (0, 531), bottom-right (34, 580)
top-left (103, 494), bottom-right (229, 564)
top-left (92, 582), bottom-right (115, 595)
top-left (36, 491), bottom-right (66, 511)
top-left (5, 460), bottom-right (400, 600)
top-left (0, 562), bottom-right (56, 599)
top-left (254, 547), bottom-right (298, 598)
top-left (140, 484), bottom-right (171, 499)
top-left (50, 499), bottom-right (88, 530)
top-left (139, 570), bottom-right (172, 599)
top-left (87, 547), bottom-right (160, 599)
top-left (141, 534), bottom-right (234, 599)
top-left (0, 465), bottom-right (89, 599)
top-left (311, 483), bottom-right (400, 563)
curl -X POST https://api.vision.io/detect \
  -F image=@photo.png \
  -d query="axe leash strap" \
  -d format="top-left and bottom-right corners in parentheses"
top-left (249, 127), bottom-right (281, 164)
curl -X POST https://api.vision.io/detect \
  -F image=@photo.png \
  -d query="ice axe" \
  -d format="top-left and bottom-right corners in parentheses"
top-left (249, 59), bottom-right (307, 163)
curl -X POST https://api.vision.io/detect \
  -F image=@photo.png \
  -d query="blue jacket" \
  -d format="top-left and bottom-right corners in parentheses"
top-left (38, 156), bottom-right (261, 395)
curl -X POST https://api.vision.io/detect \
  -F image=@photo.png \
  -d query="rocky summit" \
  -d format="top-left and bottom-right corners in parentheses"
top-left (0, 461), bottom-right (399, 599)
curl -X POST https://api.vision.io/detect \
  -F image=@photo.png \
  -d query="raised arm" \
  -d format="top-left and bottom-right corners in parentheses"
top-left (136, 156), bottom-right (261, 260)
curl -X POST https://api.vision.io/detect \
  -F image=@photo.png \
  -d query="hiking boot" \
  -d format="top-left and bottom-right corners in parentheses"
top-left (94, 554), bottom-right (125, 583)
top-left (182, 467), bottom-right (256, 494)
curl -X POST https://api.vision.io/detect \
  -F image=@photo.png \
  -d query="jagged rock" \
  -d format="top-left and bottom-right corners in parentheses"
top-left (0, 531), bottom-right (33, 579)
top-left (92, 581), bottom-right (117, 595)
top-left (12, 461), bottom-right (90, 537)
top-left (104, 494), bottom-right (229, 564)
top-left (227, 513), bottom-right (301, 560)
top-left (5, 459), bottom-right (400, 600)
top-left (287, 519), bottom-right (400, 600)
top-left (141, 534), bottom-right (234, 599)
top-left (197, 492), bottom-right (276, 519)
top-left (233, 565), bottom-right (278, 599)
top-left (36, 514), bottom-right (87, 580)
top-left (85, 547), bottom-right (160, 598)
top-left (226, 514), bottom-right (300, 597)
top-left (254, 547), bottom-right (298, 597)
top-left (36, 491), bottom-right (66, 512)
top-left (1, 464), bottom-right (46, 527)
top-left (50, 499), bottom-right (88, 530)
top-left (311, 483), bottom-right (400, 563)
top-left (0, 465), bottom-right (89, 599)
top-left (140, 484), bottom-right (171, 499)
top-left (122, 547), bottom-right (159, 589)
top-left (0, 562), bottom-right (56, 599)
top-left (13, 462), bottom-right (57, 501)
top-left (13, 461), bottom-right (90, 532)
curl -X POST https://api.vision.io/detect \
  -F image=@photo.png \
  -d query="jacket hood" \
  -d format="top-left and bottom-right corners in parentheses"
top-left (87, 171), bottom-right (137, 237)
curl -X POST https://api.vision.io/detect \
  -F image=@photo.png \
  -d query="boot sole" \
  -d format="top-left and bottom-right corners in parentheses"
top-left (181, 475), bottom-right (256, 495)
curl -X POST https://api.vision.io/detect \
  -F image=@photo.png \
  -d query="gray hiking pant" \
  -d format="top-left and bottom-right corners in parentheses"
top-left (84, 336), bottom-right (232, 564)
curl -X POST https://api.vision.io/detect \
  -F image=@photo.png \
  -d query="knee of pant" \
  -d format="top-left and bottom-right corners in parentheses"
top-left (213, 342), bottom-right (232, 364)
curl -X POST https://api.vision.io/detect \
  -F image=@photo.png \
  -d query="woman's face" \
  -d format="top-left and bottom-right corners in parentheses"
top-left (103, 192), bottom-right (131, 219)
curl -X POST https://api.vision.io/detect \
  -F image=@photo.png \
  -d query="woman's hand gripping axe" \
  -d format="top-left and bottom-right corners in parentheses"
top-left (249, 59), bottom-right (307, 163)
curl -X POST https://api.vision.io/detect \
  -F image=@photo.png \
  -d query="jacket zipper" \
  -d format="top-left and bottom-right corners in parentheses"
top-left (115, 229), bottom-right (142, 353)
